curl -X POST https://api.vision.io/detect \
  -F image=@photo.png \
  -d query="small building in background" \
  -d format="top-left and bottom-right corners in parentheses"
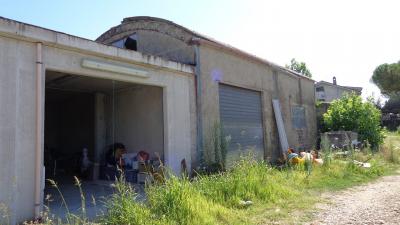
top-left (315, 76), bottom-right (362, 103)
top-left (315, 77), bottom-right (363, 148)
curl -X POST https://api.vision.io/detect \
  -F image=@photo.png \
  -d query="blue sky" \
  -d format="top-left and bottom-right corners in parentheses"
top-left (2, 0), bottom-right (400, 100)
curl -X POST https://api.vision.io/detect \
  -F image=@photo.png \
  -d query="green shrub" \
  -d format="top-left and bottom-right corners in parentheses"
top-left (323, 94), bottom-right (384, 149)
top-left (101, 176), bottom-right (164, 225)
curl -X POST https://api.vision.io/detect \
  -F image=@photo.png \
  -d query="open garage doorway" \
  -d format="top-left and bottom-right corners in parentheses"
top-left (44, 70), bottom-right (164, 217)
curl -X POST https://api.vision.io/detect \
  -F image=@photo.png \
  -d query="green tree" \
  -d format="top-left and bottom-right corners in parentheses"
top-left (285, 58), bottom-right (312, 78)
top-left (382, 94), bottom-right (400, 113)
top-left (323, 94), bottom-right (384, 149)
top-left (371, 61), bottom-right (400, 96)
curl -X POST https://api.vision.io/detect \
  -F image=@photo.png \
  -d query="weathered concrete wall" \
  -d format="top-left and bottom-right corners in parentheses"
top-left (300, 78), bottom-right (318, 149)
top-left (0, 17), bottom-right (195, 223)
top-left (136, 30), bottom-right (195, 64)
top-left (105, 85), bottom-right (164, 159)
top-left (325, 84), bottom-right (347, 102)
top-left (0, 37), bottom-right (37, 225)
top-left (96, 17), bottom-right (196, 65)
top-left (316, 83), bottom-right (352, 102)
top-left (96, 16), bottom-right (316, 163)
top-left (198, 45), bottom-right (317, 161)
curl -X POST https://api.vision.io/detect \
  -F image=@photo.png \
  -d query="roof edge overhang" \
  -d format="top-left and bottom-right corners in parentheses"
top-left (191, 38), bottom-right (315, 82)
top-left (0, 16), bottom-right (194, 75)
top-left (316, 81), bottom-right (363, 92)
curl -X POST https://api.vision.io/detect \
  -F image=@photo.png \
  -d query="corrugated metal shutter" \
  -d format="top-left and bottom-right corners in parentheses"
top-left (219, 84), bottom-right (264, 164)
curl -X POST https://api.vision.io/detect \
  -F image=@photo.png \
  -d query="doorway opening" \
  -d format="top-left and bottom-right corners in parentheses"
top-left (44, 70), bottom-right (164, 217)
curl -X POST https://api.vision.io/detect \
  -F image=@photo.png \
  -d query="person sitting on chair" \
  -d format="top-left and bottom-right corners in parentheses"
top-left (106, 143), bottom-right (127, 168)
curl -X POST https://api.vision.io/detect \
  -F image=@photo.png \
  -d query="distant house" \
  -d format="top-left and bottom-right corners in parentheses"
top-left (315, 77), bottom-right (363, 136)
top-left (315, 77), bottom-right (362, 102)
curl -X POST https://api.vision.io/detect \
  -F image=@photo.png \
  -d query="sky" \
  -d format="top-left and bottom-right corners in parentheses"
top-left (1, 0), bottom-right (399, 101)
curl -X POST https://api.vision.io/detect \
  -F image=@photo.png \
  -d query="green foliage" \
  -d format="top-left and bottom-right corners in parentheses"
top-left (101, 175), bottom-right (163, 225)
top-left (307, 158), bottom-right (385, 190)
top-left (203, 122), bottom-right (230, 173)
top-left (285, 58), bottom-right (312, 78)
top-left (22, 135), bottom-right (400, 225)
top-left (380, 134), bottom-right (400, 164)
top-left (372, 61), bottom-right (400, 96)
top-left (323, 94), bottom-right (384, 148)
top-left (320, 135), bottom-right (332, 167)
top-left (382, 93), bottom-right (400, 114)
top-left (146, 175), bottom-right (235, 225)
top-left (194, 156), bottom-right (301, 208)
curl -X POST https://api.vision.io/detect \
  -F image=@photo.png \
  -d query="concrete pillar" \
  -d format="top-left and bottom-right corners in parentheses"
top-left (93, 93), bottom-right (106, 180)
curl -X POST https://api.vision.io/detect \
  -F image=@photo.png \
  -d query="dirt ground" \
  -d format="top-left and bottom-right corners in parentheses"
top-left (307, 172), bottom-right (400, 225)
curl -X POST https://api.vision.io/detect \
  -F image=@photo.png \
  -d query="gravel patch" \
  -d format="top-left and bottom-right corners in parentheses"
top-left (308, 173), bottom-right (400, 225)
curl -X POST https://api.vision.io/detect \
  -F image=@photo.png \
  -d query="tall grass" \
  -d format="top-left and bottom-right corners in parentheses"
top-left (380, 135), bottom-right (400, 164)
top-left (101, 171), bottom-right (240, 225)
top-left (146, 175), bottom-right (237, 225)
top-left (194, 157), bottom-right (302, 208)
top-left (104, 152), bottom-right (392, 224)
top-left (203, 122), bottom-right (230, 173)
top-left (101, 175), bottom-right (162, 225)
top-left (320, 134), bottom-right (332, 167)
top-left (307, 158), bottom-right (385, 190)
top-left (20, 134), bottom-right (400, 225)
top-left (46, 177), bottom-right (92, 225)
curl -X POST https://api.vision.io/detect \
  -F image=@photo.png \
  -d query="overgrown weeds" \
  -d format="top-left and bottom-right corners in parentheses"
top-left (101, 175), bottom-right (162, 225)
top-left (202, 121), bottom-right (230, 173)
top-left (19, 134), bottom-right (400, 225)
top-left (194, 156), bottom-right (302, 208)
top-left (380, 135), bottom-right (400, 164)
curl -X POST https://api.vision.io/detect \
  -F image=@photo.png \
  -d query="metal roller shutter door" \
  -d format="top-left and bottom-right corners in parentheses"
top-left (218, 84), bottom-right (264, 164)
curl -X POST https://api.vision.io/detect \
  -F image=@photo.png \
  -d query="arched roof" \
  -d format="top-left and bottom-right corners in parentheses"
top-left (97, 16), bottom-right (314, 81)
top-left (96, 16), bottom-right (211, 44)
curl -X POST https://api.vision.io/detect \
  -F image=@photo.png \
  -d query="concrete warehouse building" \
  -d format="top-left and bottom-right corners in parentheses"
top-left (0, 16), bottom-right (316, 223)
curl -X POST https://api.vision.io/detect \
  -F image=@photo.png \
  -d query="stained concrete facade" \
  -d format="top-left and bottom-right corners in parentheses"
top-left (0, 17), bottom-right (194, 224)
top-left (98, 16), bottom-right (317, 165)
top-left (97, 17), bottom-right (196, 65)
top-left (197, 44), bottom-right (317, 162)
top-left (1, 15), bottom-right (317, 223)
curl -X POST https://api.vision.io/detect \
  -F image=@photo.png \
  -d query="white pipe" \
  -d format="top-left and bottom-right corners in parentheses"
top-left (34, 42), bottom-right (43, 219)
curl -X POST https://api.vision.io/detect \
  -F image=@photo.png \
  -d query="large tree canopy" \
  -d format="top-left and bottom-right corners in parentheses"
top-left (285, 58), bottom-right (312, 78)
top-left (371, 61), bottom-right (400, 96)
